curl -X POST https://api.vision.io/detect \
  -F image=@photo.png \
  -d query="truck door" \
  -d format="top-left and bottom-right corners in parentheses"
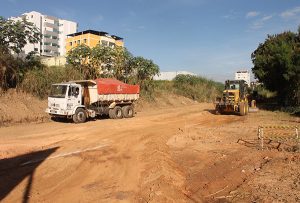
top-left (67, 85), bottom-right (82, 107)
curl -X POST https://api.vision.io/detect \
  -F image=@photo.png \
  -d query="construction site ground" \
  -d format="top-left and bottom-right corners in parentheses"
top-left (0, 103), bottom-right (299, 202)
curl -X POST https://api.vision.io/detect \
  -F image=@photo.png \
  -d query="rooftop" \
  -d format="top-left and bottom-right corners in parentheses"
top-left (67, 29), bottom-right (123, 40)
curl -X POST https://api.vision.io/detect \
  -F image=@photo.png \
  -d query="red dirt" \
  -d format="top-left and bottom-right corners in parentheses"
top-left (0, 103), bottom-right (299, 202)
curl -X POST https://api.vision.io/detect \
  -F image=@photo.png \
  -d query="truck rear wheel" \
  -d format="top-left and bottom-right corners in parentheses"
top-left (109, 106), bottom-right (123, 119)
top-left (239, 102), bottom-right (246, 116)
top-left (73, 108), bottom-right (87, 123)
top-left (122, 105), bottom-right (134, 118)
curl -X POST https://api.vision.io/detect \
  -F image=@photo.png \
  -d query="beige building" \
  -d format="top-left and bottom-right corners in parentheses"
top-left (41, 56), bottom-right (67, 66)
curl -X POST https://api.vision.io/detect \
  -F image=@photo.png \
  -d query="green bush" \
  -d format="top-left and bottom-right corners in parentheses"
top-left (21, 65), bottom-right (82, 98)
top-left (173, 74), bottom-right (223, 102)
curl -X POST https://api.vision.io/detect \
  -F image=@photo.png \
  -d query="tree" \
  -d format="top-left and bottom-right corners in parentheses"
top-left (90, 44), bottom-right (114, 77)
top-left (66, 44), bottom-right (160, 87)
top-left (110, 46), bottom-right (132, 81)
top-left (0, 16), bottom-right (40, 54)
top-left (252, 30), bottom-right (300, 105)
top-left (129, 56), bottom-right (159, 83)
top-left (66, 44), bottom-right (95, 79)
top-left (0, 16), bottom-right (41, 90)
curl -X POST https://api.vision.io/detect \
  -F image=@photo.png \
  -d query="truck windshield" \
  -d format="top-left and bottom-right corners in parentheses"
top-left (49, 85), bottom-right (68, 98)
top-left (229, 84), bottom-right (239, 90)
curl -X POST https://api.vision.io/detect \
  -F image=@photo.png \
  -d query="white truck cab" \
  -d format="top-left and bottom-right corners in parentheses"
top-left (45, 82), bottom-right (89, 121)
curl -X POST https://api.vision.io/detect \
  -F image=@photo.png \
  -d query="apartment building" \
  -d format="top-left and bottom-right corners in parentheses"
top-left (10, 11), bottom-right (77, 56)
top-left (235, 70), bottom-right (250, 85)
top-left (66, 30), bottom-right (124, 53)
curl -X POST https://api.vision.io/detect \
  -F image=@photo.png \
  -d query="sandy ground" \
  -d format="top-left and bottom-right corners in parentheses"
top-left (0, 103), bottom-right (299, 202)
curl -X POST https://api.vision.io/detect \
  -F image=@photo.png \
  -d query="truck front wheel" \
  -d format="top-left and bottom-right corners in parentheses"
top-left (73, 108), bottom-right (87, 123)
top-left (239, 102), bottom-right (246, 116)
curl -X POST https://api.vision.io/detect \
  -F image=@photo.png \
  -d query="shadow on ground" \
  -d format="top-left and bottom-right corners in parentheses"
top-left (0, 147), bottom-right (58, 203)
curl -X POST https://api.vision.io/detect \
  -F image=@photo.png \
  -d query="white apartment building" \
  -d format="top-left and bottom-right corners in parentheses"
top-left (10, 11), bottom-right (77, 56)
top-left (235, 70), bottom-right (250, 85)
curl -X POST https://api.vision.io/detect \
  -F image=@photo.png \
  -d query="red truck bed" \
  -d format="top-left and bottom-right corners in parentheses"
top-left (95, 78), bottom-right (140, 95)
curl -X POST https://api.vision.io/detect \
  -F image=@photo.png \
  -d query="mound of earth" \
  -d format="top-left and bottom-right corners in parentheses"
top-left (0, 90), bottom-right (49, 127)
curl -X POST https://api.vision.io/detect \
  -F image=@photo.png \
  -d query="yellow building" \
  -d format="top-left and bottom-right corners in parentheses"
top-left (65, 30), bottom-right (124, 53)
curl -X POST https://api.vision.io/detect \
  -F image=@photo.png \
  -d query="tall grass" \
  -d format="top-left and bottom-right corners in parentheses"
top-left (21, 67), bottom-right (223, 103)
top-left (21, 65), bottom-right (82, 98)
top-left (140, 74), bottom-right (223, 102)
top-left (173, 74), bottom-right (223, 102)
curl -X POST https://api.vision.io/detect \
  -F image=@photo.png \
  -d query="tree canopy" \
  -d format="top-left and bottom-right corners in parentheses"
top-left (0, 16), bottom-right (40, 54)
top-left (66, 45), bottom-right (160, 85)
top-left (0, 16), bottom-right (42, 90)
top-left (251, 29), bottom-right (300, 105)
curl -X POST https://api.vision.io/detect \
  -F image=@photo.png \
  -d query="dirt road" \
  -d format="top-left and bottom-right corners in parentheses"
top-left (0, 103), bottom-right (299, 202)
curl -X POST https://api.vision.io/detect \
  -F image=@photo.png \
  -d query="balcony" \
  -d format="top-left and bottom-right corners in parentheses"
top-left (44, 22), bottom-right (59, 29)
top-left (44, 30), bottom-right (58, 37)
top-left (43, 45), bottom-right (58, 52)
top-left (43, 38), bottom-right (59, 44)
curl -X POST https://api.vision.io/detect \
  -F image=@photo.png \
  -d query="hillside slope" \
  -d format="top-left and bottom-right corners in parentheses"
top-left (0, 90), bottom-right (49, 126)
top-left (0, 90), bottom-right (198, 127)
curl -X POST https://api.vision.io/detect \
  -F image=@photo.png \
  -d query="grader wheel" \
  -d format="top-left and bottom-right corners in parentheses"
top-left (239, 102), bottom-right (246, 116)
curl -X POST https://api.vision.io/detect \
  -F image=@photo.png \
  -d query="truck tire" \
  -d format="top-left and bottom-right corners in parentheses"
top-left (239, 102), bottom-right (246, 116)
top-left (122, 105), bottom-right (134, 118)
top-left (109, 106), bottom-right (123, 119)
top-left (108, 108), bottom-right (115, 119)
top-left (73, 108), bottom-right (87, 123)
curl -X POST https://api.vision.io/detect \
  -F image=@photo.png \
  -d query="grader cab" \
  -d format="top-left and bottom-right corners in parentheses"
top-left (215, 80), bottom-right (249, 116)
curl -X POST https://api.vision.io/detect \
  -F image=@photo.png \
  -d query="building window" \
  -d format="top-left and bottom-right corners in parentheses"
top-left (77, 40), bottom-right (80, 44)
top-left (69, 42), bottom-right (72, 46)
top-left (101, 40), bottom-right (108, 46)
top-left (31, 15), bottom-right (33, 18)
top-left (34, 48), bottom-right (38, 51)
top-left (109, 42), bottom-right (115, 47)
top-left (83, 39), bottom-right (87, 43)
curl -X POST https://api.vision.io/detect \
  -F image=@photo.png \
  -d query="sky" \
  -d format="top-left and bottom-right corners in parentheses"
top-left (1, 0), bottom-right (300, 82)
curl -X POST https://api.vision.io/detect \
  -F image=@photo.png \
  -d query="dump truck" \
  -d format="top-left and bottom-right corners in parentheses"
top-left (215, 80), bottom-right (249, 116)
top-left (45, 78), bottom-right (140, 123)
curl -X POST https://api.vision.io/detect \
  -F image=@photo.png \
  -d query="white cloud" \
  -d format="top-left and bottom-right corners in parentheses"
top-left (261, 15), bottom-right (272, 21)
top-left (281, 6), bottom-right (300, 18)
top-left (246, 11), bottom-right (260, 18)
top-left (250, 15), bottom-right (273, 30)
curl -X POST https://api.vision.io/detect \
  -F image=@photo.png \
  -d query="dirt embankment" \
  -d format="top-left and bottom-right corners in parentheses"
top-left (0, 90), bottom-right (197, 127)
top-left (0, 90), bottom-right (48, 126)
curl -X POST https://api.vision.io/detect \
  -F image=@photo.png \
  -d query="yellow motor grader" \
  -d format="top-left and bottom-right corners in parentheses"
top-left (215, 80), bottom-right (249, 116)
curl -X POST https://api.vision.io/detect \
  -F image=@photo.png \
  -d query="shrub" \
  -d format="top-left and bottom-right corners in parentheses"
top-left (21, 65), bottom-right (82, 98)
top-left (173, 74), bottom-right (223, 102)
